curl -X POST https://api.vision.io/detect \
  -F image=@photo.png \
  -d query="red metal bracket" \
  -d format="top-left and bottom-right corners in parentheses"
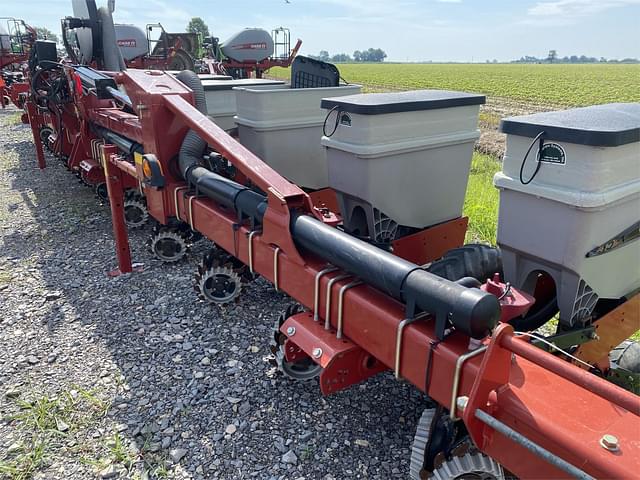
top-left (79, 158), bottom-right (104, 185)
top-left (461, 323), bottom-right (513, 447)
top-left (482, 274), bottom-right (536, 323)
top-left (280, 311), bottom-right (388, 395)
top-left (391, 217), bottom-right (468, 265)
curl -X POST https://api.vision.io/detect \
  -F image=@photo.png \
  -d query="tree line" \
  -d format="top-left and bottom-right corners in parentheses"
top-left (513, 50), bottom-right (638, 64)
top-left (310, 48), bottom-right (387, 63)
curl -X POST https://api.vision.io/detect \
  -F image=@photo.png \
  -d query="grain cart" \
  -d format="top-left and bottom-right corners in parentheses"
top-left (18, 1), bottom-right (640, 478)
top-left (202, 27), bottom-right (302, 79)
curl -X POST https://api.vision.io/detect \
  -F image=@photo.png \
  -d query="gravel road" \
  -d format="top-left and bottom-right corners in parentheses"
top-left (0, 106), bottom-right (428, 480)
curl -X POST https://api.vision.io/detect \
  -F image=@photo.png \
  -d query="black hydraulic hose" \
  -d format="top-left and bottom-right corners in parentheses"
top-left (176, 70), bottom-right (208, 182)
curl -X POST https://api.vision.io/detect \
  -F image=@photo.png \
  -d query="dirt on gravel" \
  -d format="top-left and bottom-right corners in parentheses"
top-left (0, 107), bottom-right (430, 480)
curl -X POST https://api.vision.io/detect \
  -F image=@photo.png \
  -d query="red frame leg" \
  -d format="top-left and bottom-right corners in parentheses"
top-left (102, 145), bottom-right (141, 277)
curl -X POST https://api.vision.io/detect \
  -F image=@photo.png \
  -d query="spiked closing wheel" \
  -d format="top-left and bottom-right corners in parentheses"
top-left (124, 190), bottom-right (149, 229)
top-left (95, 183), bottom-right (108, 202)
top-left (149, 227), bottom-right (188, 263)
top-left (410, 408), bottom-right (504, 480)
top-left (410, 408), bottom-right (438, 480)
top-left (197, 267), bottom-right (242, 304)
top-left (269, 304), bottom-right (323, 381)
top-left (431, 453), bottom-right (504, 480)
top-left (194, 249), bottom-right (250, 305)
top-left (39, 126), bottom-right (54, 153)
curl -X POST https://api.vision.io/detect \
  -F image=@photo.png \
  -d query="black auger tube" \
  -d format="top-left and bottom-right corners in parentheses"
top-left (189, 166), bottom-right (268, 222)
top-left (174, 70), bottom-right (500, 339)
top-left (290, 214), bottom-right (500, 339)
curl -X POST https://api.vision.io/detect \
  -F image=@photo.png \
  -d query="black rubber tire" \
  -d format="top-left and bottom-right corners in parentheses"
top-left (426, 244), bottom-right (503, 283)
top-left (610, 341), bottom-right (640, 373)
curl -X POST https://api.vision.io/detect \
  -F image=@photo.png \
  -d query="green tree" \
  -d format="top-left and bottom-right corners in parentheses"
top-left (331, 53), bottom-right (352, 62)
top-left (187, 17), bottom-right (210, 38)
top-left (35, 26), bottom-right (59, 44)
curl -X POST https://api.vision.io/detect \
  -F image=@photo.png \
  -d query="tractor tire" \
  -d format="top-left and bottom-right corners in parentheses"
top-left (170, 49), bottom-right (194, 71)
top-left (426, 244), bottom-right (503, 284)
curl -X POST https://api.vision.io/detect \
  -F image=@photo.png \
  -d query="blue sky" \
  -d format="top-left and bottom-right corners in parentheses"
top-left (3, 0), bottom-right (640, 61)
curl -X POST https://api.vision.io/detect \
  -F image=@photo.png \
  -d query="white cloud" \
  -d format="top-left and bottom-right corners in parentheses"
top-left (528, 0), bottom-right (640, 17)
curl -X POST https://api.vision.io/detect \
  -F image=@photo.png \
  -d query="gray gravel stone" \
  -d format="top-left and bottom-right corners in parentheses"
top-left (170, 448), bottom-right (188, 463)
top-left (282, 450), bottom-right (298, 465)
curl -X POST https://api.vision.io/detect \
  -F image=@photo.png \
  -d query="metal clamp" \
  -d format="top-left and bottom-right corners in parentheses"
top-left (449, 345), bottom-right (488, 421)
top-left (273, 247), bottom-right (281, 292)
top-left (247, 231), bottom-right (259, 274)
top-left (173, 186), bottom-right (188, 221)
top-left (188, 195), bottom-right (198, 230)
top-left (313, 267), bottom-right (339, 322)
top-left (336, 281), bottom-right (363, 339)
top-left (394, 312), bottom-right (429, 379)
top-left (324, 274), bottom-right (352, 330)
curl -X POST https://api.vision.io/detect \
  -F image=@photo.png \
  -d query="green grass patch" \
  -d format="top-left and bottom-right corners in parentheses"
top-left (464, 153), bottom-right (501, 245)
top-left (0, 387), bottom-right (111, 480)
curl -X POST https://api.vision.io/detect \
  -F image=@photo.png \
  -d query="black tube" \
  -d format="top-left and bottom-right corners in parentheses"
top-left (188, 166), bottom-right (267, 223)
top-left (95, 127), bottom-right (143, 155)
top-left (175, 70), bottom-right (209, 183)
top-left (291, 213), bottom-right (414, 299)
top-left (291, 213), bottom-right (500, 338)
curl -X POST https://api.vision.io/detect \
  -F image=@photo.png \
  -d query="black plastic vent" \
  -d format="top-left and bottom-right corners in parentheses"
top-left (291, 56), bottom-right (340, 89)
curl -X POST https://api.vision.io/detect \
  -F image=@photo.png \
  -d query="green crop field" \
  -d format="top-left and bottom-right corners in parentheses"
top-left (271, 63), bottom-right (640, 106)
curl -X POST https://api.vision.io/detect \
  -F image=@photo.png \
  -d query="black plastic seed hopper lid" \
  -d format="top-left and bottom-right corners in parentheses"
top-left (500, 103), bottom-right (640, 147)
top-left (320, 90), bottom-right (486, 115)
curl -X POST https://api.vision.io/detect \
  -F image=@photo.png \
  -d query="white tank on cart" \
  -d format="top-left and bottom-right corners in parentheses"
top-left (320, 90), bottom-right (485, 240)
top-left (234, 83), bottom-right (362, 189)
top-left (495, 103), bottom-right (640, 326)
top-left (221, 28), bottom-right (274, 62)
top-left (114, 24), bottom-right (149, 61)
